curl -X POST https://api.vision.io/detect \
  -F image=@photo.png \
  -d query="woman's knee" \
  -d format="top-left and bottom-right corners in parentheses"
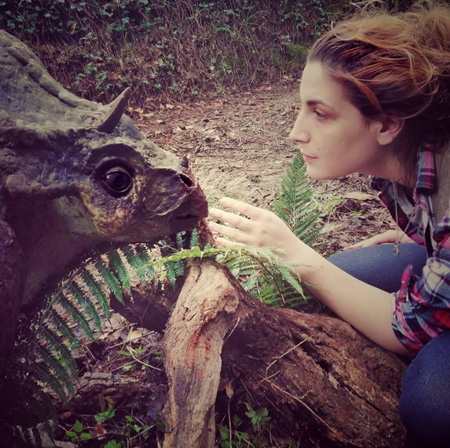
top-left (399, 332), bottom-right (450, 447)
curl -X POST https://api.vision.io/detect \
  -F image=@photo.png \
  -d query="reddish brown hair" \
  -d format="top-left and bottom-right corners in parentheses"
top-left (308, 0), bottom-right (450, 161)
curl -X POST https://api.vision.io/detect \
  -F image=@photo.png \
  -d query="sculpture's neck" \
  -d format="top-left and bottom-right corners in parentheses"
top-left (8, 197), bottom-right (99, 305)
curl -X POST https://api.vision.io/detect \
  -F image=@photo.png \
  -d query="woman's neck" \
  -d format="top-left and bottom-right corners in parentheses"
top-left (376, 150), bottom-right (417, 188)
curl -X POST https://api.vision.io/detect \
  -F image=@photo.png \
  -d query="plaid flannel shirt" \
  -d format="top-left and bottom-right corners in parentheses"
top-left (371, 146), bottom-right (450, 352)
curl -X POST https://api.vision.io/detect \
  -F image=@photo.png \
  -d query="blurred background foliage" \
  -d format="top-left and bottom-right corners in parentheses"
top-left (1, 0), bottom-right (414, 107)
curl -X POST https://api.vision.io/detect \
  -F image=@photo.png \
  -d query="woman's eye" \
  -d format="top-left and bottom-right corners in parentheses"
top-left (314, 110), bottom-right (326, 120)
top-left (100, 166), bottom-right (133, 196)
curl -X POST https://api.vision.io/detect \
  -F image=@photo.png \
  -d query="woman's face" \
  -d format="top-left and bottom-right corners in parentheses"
top-left (290, 61), bottom-right (390, 180)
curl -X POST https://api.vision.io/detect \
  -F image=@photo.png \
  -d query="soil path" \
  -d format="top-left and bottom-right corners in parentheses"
top-left (139, 80), bottom-right (394, 253)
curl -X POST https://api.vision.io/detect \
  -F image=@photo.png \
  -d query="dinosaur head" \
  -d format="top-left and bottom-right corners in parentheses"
top-left (0, 30), bottom-right (208, 246)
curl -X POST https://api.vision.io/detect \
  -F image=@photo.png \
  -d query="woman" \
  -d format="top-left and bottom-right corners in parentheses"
top-left (208, 1), bottom-right (450, 446)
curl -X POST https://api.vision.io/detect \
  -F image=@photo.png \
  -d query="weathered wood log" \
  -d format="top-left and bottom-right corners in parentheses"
top-left (162, 260), bottom-right (240, 448)
top-left (117, 259), bottom-right (407, 448)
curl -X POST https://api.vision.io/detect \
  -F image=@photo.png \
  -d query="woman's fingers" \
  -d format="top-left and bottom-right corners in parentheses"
top-left (218, 197), bottom-right (262, 220)
top-left (208, 221), bottom-right (253, 245)
top-left (209, 207), bottom-right (253, 232)
top-left (209, 198), bottom-right (274, 246)
top-left (214, 237), bottom-right (245, 249)
top-left (344, 231), bottom-right (397, 250)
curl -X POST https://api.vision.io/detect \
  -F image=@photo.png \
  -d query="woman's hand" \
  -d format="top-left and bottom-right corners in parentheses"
top-left (208, 197), bottom-right (301, 261)
top-left (345, 229), bottom-right (413, 250)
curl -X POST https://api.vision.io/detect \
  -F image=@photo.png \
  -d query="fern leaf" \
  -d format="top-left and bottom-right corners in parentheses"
top-left (164, 260), bottom-right (177, 288)
top-left (94, 258), bottom-right (123, 304)
top-left (121, 245), bottom-right (144, 282)
top-left (34, 343), bottom-right (74, 396)
top-left (80, 269), bottom-right (110, 319)
top-left (109, 251), bottom-right (131, 295)
top-left (40, 325), bottom-right (78, 379)
top-left (69, 283), bottom-right (102, 332)
top-left (189, 227), bottom-right (199, 247)
top-left (174, 260), bottom-right (184, 277)
top-left (277, 266), bottom-right (304, 297)
top-left (135, 243), bottom-right (152, 262)
top-left (19, 373), bottom-right (59, 425)
top-left (58, 292), bottom-right (94, 339)
top-left (47, 309), bottom-right (79, 348)
top-left (176, 231), bottom-right (185, 250)
top-left (274, 152), bottom-right (321, 247)
top-left (29, 361), bottom-right (68, 405)
top-left (258, 283), bottom-right (282, 307)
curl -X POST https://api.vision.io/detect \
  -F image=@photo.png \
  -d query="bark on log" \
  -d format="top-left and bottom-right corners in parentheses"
top-left (114, 259), bottom-right (408, 448)
top-left (162, 260), bottom-right (240, 448)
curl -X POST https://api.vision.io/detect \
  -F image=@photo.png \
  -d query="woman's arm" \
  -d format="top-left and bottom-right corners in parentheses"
top-left (209, 197), bottom-right (409, 354)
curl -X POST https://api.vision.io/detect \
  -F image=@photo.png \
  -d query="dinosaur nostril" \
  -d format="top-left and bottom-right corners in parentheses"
top-left (181, 156), bottom-right (189, 169)
top-left (179, 173), bottom-right (194, 188)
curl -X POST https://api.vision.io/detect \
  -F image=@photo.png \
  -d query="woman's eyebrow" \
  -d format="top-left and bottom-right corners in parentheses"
top-left (299, 99), bottom-right (335, 111)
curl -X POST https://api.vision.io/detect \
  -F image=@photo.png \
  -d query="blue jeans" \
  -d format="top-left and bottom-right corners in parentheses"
top-left (328, 244), bottom-right (450, 447)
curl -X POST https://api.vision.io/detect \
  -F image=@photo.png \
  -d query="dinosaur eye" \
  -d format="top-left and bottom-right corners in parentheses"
top-left (101, 166), bottom-right (133, 196)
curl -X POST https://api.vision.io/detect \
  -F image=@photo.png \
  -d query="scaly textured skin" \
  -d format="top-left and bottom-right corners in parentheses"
top-left (0, 31), bottom-right (208, 378)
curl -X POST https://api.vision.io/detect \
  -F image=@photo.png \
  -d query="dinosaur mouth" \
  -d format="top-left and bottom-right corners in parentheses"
top-left (170, 214), bottom-right (202, 233)
top-left (176, 213), bottom-right (199, 220)
top-left (170, 191), bottom-right (209, 231)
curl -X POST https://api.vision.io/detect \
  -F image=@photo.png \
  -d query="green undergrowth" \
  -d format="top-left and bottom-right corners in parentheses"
top-left (0, 0), bottom-right (349, 106)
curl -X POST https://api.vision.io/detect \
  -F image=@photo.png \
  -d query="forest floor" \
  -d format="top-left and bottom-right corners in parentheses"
top-left (52, 79), bottom-right (397, 448)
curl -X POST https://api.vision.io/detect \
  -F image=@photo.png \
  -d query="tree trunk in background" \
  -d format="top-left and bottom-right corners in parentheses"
top-left (114, 259), bottom-right (408, 448)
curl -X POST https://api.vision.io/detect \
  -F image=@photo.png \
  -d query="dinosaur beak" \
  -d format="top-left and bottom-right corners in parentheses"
top-left (97, 87), bottom-right (131, 134)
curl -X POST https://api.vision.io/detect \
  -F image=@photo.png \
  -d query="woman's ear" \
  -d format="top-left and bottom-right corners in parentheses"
top-left (377, 118), bottom-right (404, 146)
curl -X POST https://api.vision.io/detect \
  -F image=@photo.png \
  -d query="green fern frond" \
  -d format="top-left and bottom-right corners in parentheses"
top-left (173, 259), bottom-right (184, 277)
top-left (68, 283), bottom-right (103, 332)
top-left (163, 260), bottom-right (178, 288)
top-left (80, 269), bottom-right (110, 319)
top-left (58, 292), bottom-right (95, 340)
top-left (189, 228), bottom-right (200, 247)
top-left (94, 257), bottom-right (124, 304)
top-left (20, 375), bottom-right (58, 426)
top-left (277, 265), bottom-right (304, 296)
top-left (136, 245), bottom-right (307, 308)
top-left (46, 309), bottom-right (79, 349)
top-left (109, 250), bottom-right (131, 295)
top-left (125, 244), bottom-right (157, 281)
top-left (33, 343), bottom-right (74, 396)
top-left (176, 232), bottom-right (184, 250)
top-left (29, 362), bottom-right (68, 405)
top-left (40, 325), bottom-right (78, 379)
top-left (121, 245), bottom-right (144, 282)
top-left (274, 152), bottom-right (321, 247)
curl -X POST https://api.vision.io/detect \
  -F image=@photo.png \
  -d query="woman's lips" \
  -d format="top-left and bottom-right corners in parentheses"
top-left (301, 153), bottom-right (318, 163)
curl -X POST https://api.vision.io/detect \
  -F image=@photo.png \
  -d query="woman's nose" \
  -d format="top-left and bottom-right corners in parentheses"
top-left (289, 114), bottom-right (309, 144)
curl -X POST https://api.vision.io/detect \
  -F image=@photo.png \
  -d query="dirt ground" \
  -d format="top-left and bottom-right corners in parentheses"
top-left (139, 79), bottom-right (395, 254)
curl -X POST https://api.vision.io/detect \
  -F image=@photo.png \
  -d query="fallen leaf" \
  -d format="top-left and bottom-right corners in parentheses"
top-left (126, 329), bottom-right (143, 342)
top-left (93, 421), bottom-right (107, 438)
top-left (344, 192), bottom-right (374, 201)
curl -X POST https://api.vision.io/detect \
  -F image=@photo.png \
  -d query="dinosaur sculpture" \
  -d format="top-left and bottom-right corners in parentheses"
top-left (0, 30), bottom-right (208, 379)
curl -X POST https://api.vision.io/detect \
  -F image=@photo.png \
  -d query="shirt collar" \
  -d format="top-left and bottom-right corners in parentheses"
top-left (415, 143), bottom-right (436, 193)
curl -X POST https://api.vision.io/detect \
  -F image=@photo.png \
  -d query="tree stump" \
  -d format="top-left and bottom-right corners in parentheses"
top-left (113, 259), bottom-right (408, 448)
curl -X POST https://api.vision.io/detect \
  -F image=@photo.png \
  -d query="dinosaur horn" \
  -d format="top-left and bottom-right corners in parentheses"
top-left (97, 87), bottom-right (131, 133)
